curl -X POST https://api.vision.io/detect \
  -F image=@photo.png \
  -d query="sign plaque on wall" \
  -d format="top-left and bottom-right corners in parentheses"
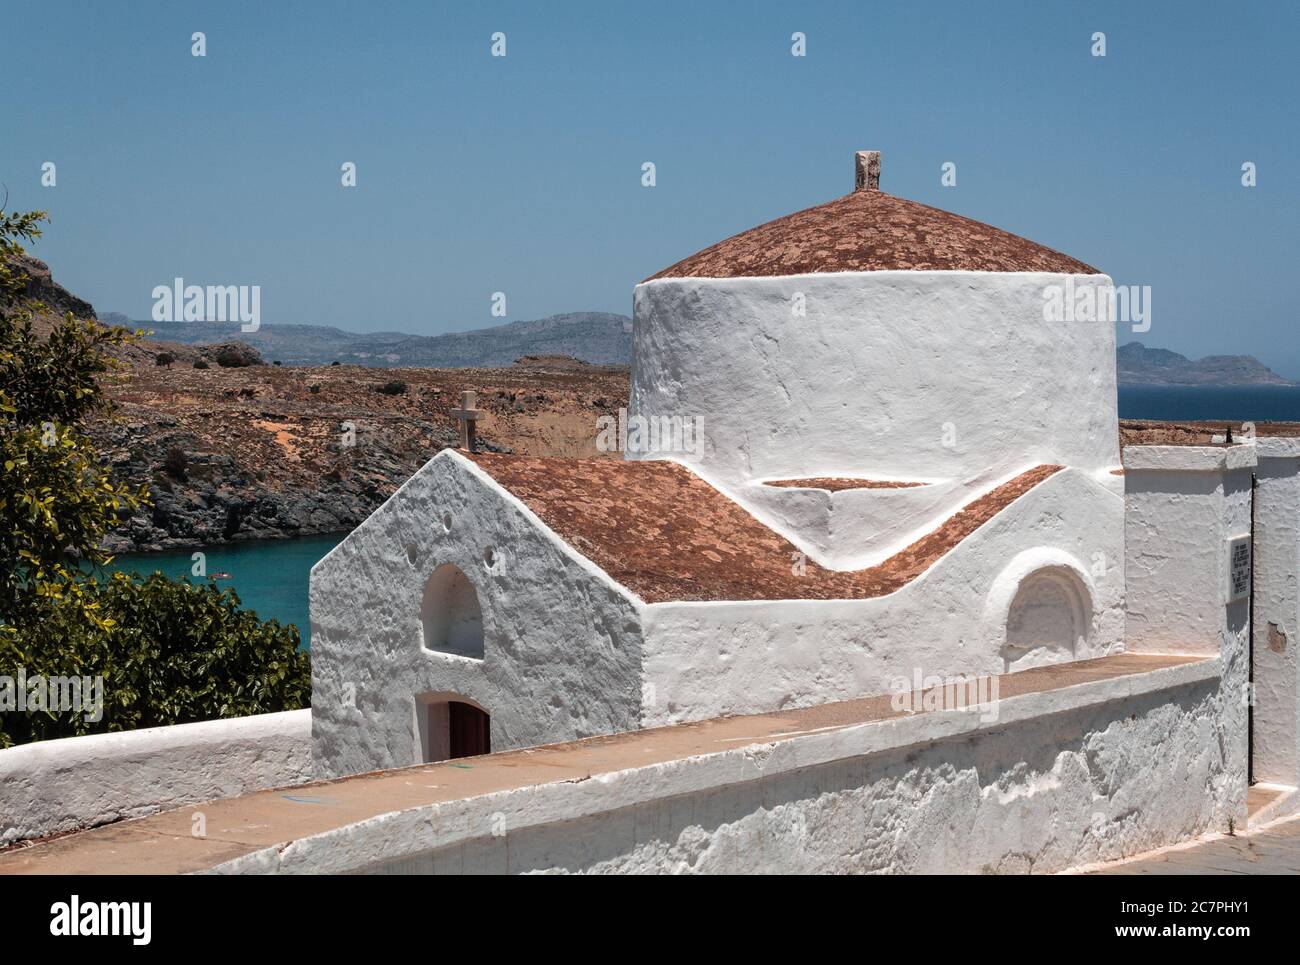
top-left (1227, 534), bottom-right (1251, 604)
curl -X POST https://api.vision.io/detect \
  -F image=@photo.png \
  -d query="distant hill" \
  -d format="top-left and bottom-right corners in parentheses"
top-left (130, 318), bottom-right (1294, 385)
top-left (25, 256), bottom-right (1289, 383)
top-left (135, 313), bottom-right (634, 368)
top-left (1117, 342), bottom-right (1295, 386)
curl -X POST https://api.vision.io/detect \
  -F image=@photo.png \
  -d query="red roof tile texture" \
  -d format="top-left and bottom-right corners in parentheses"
top-left (470, 453), bottom-right (1062, 603)
top-left (645, 189), bottom-right (1098, 281)
top-left (764, 477), bottom-right (927, 492)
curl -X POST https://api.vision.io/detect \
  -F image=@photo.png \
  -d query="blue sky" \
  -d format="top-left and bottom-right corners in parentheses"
top-left (5, 0), bottom-right (1297, 373)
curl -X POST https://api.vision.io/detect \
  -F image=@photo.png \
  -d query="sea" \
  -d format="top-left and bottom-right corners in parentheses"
top-left (108, 385), bottom-right (1300, 643)
top-left (1118, 384), bottom-right (1300, 422)
top-left (107, 533), bottom-right (344, 648)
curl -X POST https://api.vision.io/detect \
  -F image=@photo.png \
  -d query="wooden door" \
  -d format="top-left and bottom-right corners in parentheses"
top-left (448, 701), bottom-right (490, 759)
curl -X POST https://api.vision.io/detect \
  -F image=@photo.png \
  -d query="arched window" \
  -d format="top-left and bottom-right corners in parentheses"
top-left (420, 564), bottom-right (484, 659)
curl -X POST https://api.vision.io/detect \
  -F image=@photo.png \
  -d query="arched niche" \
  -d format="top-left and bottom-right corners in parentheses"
top-left (1001, 566), bottom-right (1092, 672)
top-left (420, 564), bottom-right (484, 659)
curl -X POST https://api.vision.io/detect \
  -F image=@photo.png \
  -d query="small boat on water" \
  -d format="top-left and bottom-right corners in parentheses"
top-left (211, 571), bottom-right (232, 580)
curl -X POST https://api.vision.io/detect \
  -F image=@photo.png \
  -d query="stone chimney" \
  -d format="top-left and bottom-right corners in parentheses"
top-left (855, 151), bottom-right (881, 192)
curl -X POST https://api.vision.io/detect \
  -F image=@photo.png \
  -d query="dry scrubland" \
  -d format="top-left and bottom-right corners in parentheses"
top-left (94, 344), bottom-right (629, 552)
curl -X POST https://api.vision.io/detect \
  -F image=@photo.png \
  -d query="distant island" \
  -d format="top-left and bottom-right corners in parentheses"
top-left (1117, 341), bottom-right (1295, 387)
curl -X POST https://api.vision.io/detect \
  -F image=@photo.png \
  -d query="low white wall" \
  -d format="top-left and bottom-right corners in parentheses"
top-left (0, 709), bottom-right (312, 844)
top-left (1123, 444), bottom-right (1253, 822)
top-left (1252, 439), bottom-right (1300, 786)
top-left (209, 660), bottom-right (1232, 875)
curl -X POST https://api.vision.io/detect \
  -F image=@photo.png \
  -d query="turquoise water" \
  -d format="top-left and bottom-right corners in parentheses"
top-left (107, 533), bottom-right (346, 646)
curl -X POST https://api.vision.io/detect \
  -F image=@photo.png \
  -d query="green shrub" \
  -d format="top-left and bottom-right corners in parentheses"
top-left (1, 207), bottom-right (147, 625)
top-left (0, 573), bottom-right (310, 748)
top-left (1, 205), bottom-right (310, 750)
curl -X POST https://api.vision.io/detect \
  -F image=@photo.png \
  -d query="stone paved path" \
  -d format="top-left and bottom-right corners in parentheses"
top-left (1094, 814), bottom-right (1300, 874)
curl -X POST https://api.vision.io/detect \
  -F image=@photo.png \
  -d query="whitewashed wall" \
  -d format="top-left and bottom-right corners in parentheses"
top-left (1250, 439), bottom-right (1300, 787)
top-left (1123, 444), bottom-right (1253, 822)
top-left (741, 475), bottom-right (970, 565)
top-left (1124, 445), bottom-right (1255, 658)
top-left (314, 457), bottom-right (1125, 777)
top-left (209, 660), bottom-right (1228, 875)
top-left (0, 710), bottom-right (311, 844)
top-left (310, 451), bottom-right (645, 779)
top-left (630, 271), bottom-right (1121, 562)
top-left (641, 468), bottom-right (1124, 726)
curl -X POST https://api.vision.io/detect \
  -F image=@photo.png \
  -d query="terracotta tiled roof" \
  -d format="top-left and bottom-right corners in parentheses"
top-left (645, 189), bottom-right (1098, 281)
top-left (470, 453), bottom-right (1062, 603)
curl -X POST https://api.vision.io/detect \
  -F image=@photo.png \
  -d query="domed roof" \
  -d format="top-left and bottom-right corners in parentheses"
top-left (645, 151), bottom-right (1099, 281)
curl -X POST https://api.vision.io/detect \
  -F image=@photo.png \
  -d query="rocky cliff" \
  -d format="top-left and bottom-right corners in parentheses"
top-left (9, 254), bottom-right (95, 320)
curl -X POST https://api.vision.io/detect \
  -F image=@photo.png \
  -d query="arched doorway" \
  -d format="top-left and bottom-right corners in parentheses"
top-left (416, 694), bottom-right (491, 762)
